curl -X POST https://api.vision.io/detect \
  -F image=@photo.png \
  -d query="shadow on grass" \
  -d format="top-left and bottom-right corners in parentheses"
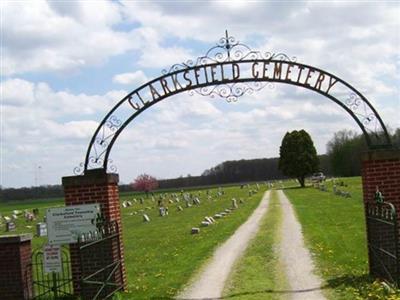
top-left (151, 273), bottom-right (383, 300)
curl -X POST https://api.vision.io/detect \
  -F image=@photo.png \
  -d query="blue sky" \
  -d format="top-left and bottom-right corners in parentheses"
top-left (1, 0), bottom-right (399, 188)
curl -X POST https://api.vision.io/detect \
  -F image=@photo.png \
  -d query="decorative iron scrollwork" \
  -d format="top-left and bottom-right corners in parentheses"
top-left (105, 115), bottom-right (122, 132)
top-left (162, 31), bottom-right (294, 103)
top-left (346, 93), bottom-right (362, 110)
top-left (73, 162), bottom-right (85, 175)
top-left (190, 81), bottom-right (270, 102)
top-left (74, 157), bottom-right (117, 175)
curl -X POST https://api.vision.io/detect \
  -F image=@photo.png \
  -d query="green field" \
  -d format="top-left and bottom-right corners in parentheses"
top-left (0, 184), bottom-right (267, 299)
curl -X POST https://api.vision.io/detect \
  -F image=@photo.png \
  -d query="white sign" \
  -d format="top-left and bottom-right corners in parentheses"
top-left (43, 245), bottom-right (62, 273)
top-left (46, 204), bottom-right (100, 245)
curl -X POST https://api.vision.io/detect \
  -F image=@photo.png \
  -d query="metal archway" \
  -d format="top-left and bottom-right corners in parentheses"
top-left (74, 32), bottom-right (392, 174)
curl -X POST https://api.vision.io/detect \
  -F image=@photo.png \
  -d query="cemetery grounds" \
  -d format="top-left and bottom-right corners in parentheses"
top-left (1, 179), bottom-right (399, 299)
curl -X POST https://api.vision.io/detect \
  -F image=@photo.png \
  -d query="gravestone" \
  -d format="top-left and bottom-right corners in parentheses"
top-left (159, 207), bottom-right (166, 217)
top-left (232, 198), bottom-right (238, 209)
top-left (214, 214), bottom-right (222, 219)
top-left (205, 217), bottom-right (213, 224)
top-left (143, 214), bottom-right (150, 222)
top-left (6, 222), bottom-right (16, 232)
top-left (201, 221), bottom-right (210, 227)
top-left (177, 206), bottom-right (183, 211)
top-left (191, 228), bottom-right (200, 234)
top-left (36, 222), bottom-right (47, 237)
top-left (25, 213), bottom-right (34, 222)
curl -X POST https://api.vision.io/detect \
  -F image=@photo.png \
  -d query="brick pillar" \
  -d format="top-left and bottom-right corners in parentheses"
top-left (0, 234), bottom-right (33, 300)
top-left (62, 169), bottom-right (127, 297)
top-left (362, 149), bottom-right (400, 280)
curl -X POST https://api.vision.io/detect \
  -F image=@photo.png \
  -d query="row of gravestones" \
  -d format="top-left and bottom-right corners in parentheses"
top-left (121, 185), bottom-right (262, 226)
top-left (314, 182), bottom-right (351, 198)
top-left (122, 187), bottom-right (227, 221)
top-left (0, 209), bottom-right (47, 236)
top-left (140, 190), bottom-right (218, 222)
top-left (190, 183), bottom-right (263, 234)
top-left (191, 197), bottom-right (246, 234)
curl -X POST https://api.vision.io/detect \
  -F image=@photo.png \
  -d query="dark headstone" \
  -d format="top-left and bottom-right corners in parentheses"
top-left (191, 228), bottom-right (200, 234)
top-left (6, 222), bottom-right (16, 232)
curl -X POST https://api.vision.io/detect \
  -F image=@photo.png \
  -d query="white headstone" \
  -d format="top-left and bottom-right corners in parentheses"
top-left (36, 222), bottom-right (47, 237)
top-left (201, 221), bottom-right (210, 227)
top-left (232, 198), bottom-right (238, 209)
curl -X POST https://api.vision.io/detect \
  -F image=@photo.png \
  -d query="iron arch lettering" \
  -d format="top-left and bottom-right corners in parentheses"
top-left (75, 32), bottom-right (392, 175)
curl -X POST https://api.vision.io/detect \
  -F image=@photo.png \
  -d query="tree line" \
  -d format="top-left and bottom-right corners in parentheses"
top-left (326, 128), bottom-right (400, 177)
top-left (1, 128), bottom-right (398, 201)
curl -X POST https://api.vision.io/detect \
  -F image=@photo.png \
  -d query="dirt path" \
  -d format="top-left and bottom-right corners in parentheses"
top-left (176, 190), bottom-right (271, 300)
top-left (277, 190), bottom-right (326, 300)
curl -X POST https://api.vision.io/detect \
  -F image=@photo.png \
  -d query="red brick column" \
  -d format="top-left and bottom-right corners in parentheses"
top-left (362, 149), bottom-right (400, 279)
top-left (62, 169), bottom-right (126, 297)
top-left (0, 234), bottom-right (33, 300)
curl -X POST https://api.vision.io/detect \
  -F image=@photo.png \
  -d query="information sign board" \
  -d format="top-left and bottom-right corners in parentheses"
top-left (46, 204), bottom-right (100, 245)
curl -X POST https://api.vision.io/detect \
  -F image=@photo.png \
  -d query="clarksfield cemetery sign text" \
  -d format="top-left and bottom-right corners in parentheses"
top-left (126, 60), bottom-right (339, 111)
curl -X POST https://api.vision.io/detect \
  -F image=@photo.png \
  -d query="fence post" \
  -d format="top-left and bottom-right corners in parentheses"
top-left (0, 234), bottom-right (33, 300)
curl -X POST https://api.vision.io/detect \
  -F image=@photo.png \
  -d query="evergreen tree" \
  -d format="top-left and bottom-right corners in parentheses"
top-left (278, 130), bottom-right (319, 187)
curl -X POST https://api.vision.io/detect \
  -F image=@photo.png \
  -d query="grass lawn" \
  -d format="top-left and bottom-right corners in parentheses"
top-left (284, 177), bottom-right (400, 300)
top-left (223, 189), bottom-right (287, 300)
top-left (0, 197), bottom-right (65, 248)
top-left (1, 184), bottom-right (267, 299)
top-left (118, 185), bottom-right (266, 299)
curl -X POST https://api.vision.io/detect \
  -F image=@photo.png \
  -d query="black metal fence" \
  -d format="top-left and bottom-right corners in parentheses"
top-left (78, 221), bottom-right (124, 300)
top-left (366, 202), bottom-right (399, 287)
top-left (29, 246), bottom-right (74, 299)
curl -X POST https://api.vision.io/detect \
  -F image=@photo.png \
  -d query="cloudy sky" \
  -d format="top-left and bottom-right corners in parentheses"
top-left (1, 0), bottom-right (399, 188)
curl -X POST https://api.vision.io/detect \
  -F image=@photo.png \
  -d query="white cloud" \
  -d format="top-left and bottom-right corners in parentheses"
top-left (1, 78), bottom-right (35, 106)
top-left (1, 0), bottom-right (140, 75)
top-left (113, 71), bottom-right (148, 86)
top-left (44, 120), bottom-right (99, 139)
